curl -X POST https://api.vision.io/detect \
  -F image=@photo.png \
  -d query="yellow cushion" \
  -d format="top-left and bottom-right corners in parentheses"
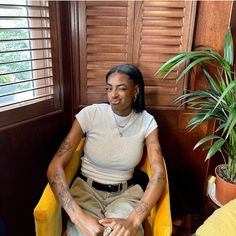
top-left (196, 199), bottom-right (236, 236)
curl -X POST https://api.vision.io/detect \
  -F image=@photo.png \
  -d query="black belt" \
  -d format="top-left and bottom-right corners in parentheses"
top-left (78, 172), bottom-right (134, 192)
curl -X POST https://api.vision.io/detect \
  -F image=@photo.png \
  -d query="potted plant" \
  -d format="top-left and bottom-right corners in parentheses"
top-left (156, 28), bottom-right (236, 205)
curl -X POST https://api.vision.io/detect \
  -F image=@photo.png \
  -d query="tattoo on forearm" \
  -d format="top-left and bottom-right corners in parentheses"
top-left (146, 140), bottom-right (157, 145)
top-left (150, 172), bottom-right (166, 184)
top-left (50, 170), bottom-right (75, 212)
top-left (135, 201), bottom-right (149, 215)
top-left (145, 172), bottom-right (166, 191)
top-left (56, 137), bottom-right (72, 156)
top-left (150, 159), bottom-right (162, 168)
top-left (154, 148), bottom-right (162, 156)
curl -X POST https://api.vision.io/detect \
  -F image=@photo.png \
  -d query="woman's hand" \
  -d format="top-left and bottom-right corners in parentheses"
top-left (99, 217), bottom-right (139, 236)
top-left (73, 211), bottom-right (104, 236)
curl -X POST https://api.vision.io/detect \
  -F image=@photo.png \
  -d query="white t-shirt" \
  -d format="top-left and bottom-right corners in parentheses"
top-left (76, 104), bottom-right (157, 184)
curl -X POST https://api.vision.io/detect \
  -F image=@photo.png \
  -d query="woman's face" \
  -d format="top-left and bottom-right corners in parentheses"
top-left (106, 72), bottom-right (139, 116)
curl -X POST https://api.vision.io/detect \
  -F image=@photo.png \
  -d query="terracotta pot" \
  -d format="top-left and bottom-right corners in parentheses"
top-left (215, 164), bottom-right (236, 205)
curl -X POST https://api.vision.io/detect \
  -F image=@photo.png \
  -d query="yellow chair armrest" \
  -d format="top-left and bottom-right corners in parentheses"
top-left (141, 158), bottom-right (172, 236)
top-left (34, 184), bottom-right (62, 236)
top-left (34, 138), bottom-right (85, 236)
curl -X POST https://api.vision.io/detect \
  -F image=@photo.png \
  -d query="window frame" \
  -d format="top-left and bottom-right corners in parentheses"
top-left (0, 1), bottom-right (64, 130)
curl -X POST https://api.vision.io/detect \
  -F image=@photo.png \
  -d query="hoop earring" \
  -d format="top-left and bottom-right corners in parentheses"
top-left (134, 95), bottom-right (137, 102)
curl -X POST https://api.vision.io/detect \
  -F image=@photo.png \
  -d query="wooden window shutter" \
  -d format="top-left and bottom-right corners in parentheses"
top-left (78, 1), bottom-right (135, 106)
top-left (133, 1), bottom-right (197, 109)
top-left (77, 1), bottom-right (196, 109)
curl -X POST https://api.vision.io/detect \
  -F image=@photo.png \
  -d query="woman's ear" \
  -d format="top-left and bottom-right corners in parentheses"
top-left (135, 85), bottom-right (140, 97)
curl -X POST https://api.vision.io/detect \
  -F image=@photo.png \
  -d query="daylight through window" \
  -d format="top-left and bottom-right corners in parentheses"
top-left (0, 0), bottom-right (54, 112)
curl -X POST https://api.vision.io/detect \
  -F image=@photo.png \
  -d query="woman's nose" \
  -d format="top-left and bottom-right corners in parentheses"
top-left (111, 88), bottom-right (118, 98)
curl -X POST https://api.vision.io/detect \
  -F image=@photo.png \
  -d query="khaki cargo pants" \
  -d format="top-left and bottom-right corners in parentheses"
top-left (67, 177), bottom-right (144, 236)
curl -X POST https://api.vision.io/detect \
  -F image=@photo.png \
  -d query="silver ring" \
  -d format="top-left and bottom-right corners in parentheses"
top-left (104, 226), bottom-right (113, 234)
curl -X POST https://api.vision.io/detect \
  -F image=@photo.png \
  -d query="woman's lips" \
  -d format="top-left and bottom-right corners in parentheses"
top-left (111, 99), bottom-right (121, 105)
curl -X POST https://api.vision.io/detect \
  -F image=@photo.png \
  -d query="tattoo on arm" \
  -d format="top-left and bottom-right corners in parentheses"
top-left (135, 201), bottom-right (149, 215)
top-left (50, 170), bottom-right (75, 212)
top-left (150, 159), bottom-right (162, 167)
top-left (146, 140), bottom-right (158, 145)
top-left (145, 171), bottom-right (166, 191)
top-left (150, 172), bottom-right (166, 185)
top-left (56, 137), bottom-right (72, 156)
top-left (154, 148), bottom-right (162, 156)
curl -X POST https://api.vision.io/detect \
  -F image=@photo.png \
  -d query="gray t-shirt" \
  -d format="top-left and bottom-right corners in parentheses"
top-left (76, 103), bottom-right (157, 184)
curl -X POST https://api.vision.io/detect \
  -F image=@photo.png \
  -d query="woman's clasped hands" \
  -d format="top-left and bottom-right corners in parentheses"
top-left (99, 217), bottom-right (139, 236)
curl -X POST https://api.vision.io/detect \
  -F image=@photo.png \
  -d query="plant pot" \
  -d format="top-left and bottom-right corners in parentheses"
top-left (215, 164), bottom-right (236, 205)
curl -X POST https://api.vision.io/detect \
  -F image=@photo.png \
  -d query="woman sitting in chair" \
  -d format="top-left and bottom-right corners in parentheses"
top-left (47, 64), bottom-right (166, 236)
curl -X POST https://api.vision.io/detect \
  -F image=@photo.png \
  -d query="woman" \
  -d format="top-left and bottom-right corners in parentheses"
top-left (47, 64), bottom-right (166, 236)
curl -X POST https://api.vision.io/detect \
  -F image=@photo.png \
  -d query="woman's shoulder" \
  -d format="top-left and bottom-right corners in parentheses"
top-left (76, 103), bottom-right (109, 117)
top-left (92, 103), bottom-right (110, 112)
top-left (138, 110), bottom-right (157, 126)
top-left (139, 110), bottom-right (155, 119)
top-left (81, 103), bottom-right (109, 111)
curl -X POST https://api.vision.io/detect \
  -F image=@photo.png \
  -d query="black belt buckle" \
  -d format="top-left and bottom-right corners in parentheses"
top-left (106, 184), bottom-right (119, 192)
top-left (92, 182), bottom-right (121, 192)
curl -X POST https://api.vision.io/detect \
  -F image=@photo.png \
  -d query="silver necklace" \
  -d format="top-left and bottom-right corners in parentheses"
top-left (113, 111), bottom-right (133, 137)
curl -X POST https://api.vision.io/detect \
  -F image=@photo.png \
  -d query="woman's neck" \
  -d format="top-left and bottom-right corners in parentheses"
top-left (111, 107), bottom-right (133, 117)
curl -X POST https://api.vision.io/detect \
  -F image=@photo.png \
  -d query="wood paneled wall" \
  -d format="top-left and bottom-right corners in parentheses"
top-left (0, 1), bottom-right (235, 236)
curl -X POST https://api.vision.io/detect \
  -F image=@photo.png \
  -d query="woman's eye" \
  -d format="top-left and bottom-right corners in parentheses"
top-left (118, 87), bottom-right (127, 91)
top-left (105, 87), bottom-right (112, 91)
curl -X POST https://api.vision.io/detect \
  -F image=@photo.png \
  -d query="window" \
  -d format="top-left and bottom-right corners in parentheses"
top-left (0, 0), bottom-right (62, 128)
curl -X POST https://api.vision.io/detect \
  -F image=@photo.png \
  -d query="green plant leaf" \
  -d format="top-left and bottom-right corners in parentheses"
top-left (155, 53), bottom-right (186, 77)
top-left (213, 80), bottom-right (236, 112)
top-left (223, 106), bottom-right (236, 139)
top-left (215, 123), bottom-right (226, 132)
top-left (205, 138), bottom-right (225, 161)
top-left (193, 135), bottom-right (221, 150)
top-left (224, 28), bottom-right (234, 66)
top-left (176, 57), bottom-right (211, 82)
top-left (200, 65), bottom-right (220, 94)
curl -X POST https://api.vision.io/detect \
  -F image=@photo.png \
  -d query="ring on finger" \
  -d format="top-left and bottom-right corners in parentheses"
top-left (104, 226), bottom-right (113, 234)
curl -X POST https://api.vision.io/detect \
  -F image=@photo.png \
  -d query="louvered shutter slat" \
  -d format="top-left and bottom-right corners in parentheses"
top-left (87, 18), bottom-right (127, 26)
top-left (87, 37), bottom-right (126, 44)
top-left (142, 37), bottom-right (181, 45)
top-left (144, 1), bottom-right (186, 8)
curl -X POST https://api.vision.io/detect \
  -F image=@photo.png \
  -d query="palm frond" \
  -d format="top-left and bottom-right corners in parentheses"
top-left (223, 106), bottom-right (236, 139)
top-left (193, 135), bottom-right (222, 150)
top-left (213, 80), bottom-right (236, 112)
top-left (224, 28), bottom-right (234, 66)
top-left (205, 139), bottom-right (225, 161)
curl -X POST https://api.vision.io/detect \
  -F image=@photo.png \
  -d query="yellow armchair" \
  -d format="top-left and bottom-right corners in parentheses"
top-left (34, 139), bottom-right (172, 236)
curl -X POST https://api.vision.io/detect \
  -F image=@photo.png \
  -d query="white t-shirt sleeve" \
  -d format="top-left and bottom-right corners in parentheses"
top-left (144, 112), bottom-right (158, 138)
top-left (75, 105), bottom-right (96, 133)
